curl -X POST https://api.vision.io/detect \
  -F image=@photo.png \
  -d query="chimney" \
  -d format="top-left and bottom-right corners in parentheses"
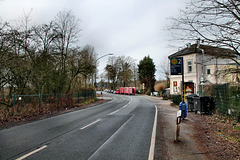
top-left (196, 38), bottom-right (201, 49)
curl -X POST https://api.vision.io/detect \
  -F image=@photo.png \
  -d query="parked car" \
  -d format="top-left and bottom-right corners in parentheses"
top-left (163, 88), bottom-right (170, 99)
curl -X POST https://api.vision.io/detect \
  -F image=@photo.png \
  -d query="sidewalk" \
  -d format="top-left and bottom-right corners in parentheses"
top-left (96, 92), bottom-right (114, 100)
top-left (147, 97), bottom-right (207, 160)
top-left (145, 96), bottom-right (240, 160)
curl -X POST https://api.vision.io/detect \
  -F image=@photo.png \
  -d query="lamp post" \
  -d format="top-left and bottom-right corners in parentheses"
top-left (197, 38), bottom-right (205, 95)
top-left (94, 53), bottom-right (113, 94)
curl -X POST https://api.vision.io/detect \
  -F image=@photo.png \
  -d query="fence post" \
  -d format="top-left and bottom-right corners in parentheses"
top-left (57, 93), bottom-right (60, 106)
top-left (12, 94), bottom-right (16, 116)
top-left (39, 93), bottom-right (42, 113)
top-left (228, 84), bottom-right (231, 118)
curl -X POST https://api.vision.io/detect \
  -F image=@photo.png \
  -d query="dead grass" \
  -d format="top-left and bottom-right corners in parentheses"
top-left (0, 97), bottom-right (101, 128)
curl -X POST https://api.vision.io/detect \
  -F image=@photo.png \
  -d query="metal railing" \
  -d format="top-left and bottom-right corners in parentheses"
top-left (0, 91), bottom-right (96, 121)
top-left (199, 83), bottom-right (240, 120)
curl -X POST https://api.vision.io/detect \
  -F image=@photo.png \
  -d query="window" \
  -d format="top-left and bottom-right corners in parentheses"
top-left (207, 69), bottom-right (211, 74)
top-left (188, 61), bottom-right (192, 73)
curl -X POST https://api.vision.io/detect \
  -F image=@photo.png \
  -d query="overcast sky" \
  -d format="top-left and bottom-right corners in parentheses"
top-left (0, 0), bottom-right (188, 80)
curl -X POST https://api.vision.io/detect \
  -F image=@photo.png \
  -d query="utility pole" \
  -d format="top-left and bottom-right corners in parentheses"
top-left (197, 38), bottom-right (205, 96)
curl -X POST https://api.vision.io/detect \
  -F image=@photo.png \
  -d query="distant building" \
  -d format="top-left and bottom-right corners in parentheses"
top-left (168, 43), bottom-right (239, 95)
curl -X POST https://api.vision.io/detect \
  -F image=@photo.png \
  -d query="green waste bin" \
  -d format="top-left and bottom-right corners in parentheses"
top-left (186, 94), bottom-right (199, 112)
top-left (193, 96), bottom-right (215, 115)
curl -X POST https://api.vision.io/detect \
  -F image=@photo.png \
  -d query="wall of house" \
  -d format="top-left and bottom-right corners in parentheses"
top-left (205, 64), bottom-right (218, 83)
top-left (169, 45), bottom-right (239, 95)
top-left (170, 53), bottom-right (238, 95)
top-left (170, 75), bottom-right (181, 95)
top-left (204, 56), bottom-right (237, 84)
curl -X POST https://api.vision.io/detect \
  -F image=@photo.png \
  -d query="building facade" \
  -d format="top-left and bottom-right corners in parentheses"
top-left (168, 44), bottom-right (238, 95)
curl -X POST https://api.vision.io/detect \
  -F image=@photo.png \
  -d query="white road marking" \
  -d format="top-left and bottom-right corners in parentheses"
top-left (16, 145), bottom-right (47, 160)
top-left (106, 97), bottom-right (115, 103)
top-left (122, 98), bottom-right (132, 109)
top-left (80, 119), bottom-right (101, 130)
top-left (148, 105), bottom-right (158, 160)
top-left (108, 109), bottom-right (120, 115)
top-left (87, 116), bottom-right (133, 159)
top-left (109, 98), bottom-right (132, 114)
top-left (129, 98), bottom-right (132, 104)
top-left (122, 105), bottom-right (127, 108)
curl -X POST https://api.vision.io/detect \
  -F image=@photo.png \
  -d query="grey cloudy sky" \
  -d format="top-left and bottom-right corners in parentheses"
top-left (0, 0), bottom-right (188, 79)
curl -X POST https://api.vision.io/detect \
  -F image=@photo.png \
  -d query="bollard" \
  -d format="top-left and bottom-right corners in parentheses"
top-left (175, 110), bottom-right (182, 142)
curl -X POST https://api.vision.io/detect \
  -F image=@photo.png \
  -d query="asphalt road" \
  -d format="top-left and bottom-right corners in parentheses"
top-left (0, 93), bottom-right (156, 160)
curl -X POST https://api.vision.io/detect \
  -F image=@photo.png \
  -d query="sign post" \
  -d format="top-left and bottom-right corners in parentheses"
top-left (170, 57), bottom-right (184, 101)
top-left (142, 83), bottom-right (145, 94)
top-left (170, 57), bottom-right (185, 142)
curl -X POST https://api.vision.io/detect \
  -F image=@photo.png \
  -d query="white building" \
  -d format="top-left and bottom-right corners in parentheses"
top-left (168, 43), bottom-right (239, 95)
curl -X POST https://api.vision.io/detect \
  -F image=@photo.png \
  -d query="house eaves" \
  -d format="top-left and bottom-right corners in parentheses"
top-left (168, 44), bottom-right (198, 59)
top-left (168, 44), bottom-right (235, 59)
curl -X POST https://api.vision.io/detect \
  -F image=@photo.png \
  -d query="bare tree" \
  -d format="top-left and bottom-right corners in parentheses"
top-left (0, 13), bottom-right (35, 95)
top-left (0, 10), bottom-right (99, 95)
top-left (131, 62), bottom-right (138, 88)
top-left (54, 10), bottom-right (81, 72)
top-left (158, 58), bottom-right (169, 81)
top-left (32, 21), bottom-right (59, 54)
top-left (117, 56), bottom-right (134, 87)
top-left (21, 9), bottom-right (33, 55)
top-left (168, 0), bottom-right (240, 66)
top-left (66, 45), bottom-right (96, 92)
top-left (105, 56), bottom-right (136, 89)
top-left (105, 56), bottom-right (119, 90)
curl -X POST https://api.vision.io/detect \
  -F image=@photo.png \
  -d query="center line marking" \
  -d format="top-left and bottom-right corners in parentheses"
top-left (16, 145), bottom-right (47, 160)
top-left (108, 109), bottom-right (119, 115)
top-left (80, 119), bottom-right (101, 130)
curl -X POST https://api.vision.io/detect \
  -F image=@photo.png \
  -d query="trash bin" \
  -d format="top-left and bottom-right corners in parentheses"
top-left (200, 96), bottom-right (215, 114)
top-left (186, 94), bottom-right (199, 112)
top-left (200, 96), bottom-right (210, 113)
top-left (193, 96), bottom-right (215, 114)
top-left (209, 97), bottom-right (215, 114)
top-left (193, 96), bottom-right (200, 114)
top-left (179, 101), bottom-right (187, 119)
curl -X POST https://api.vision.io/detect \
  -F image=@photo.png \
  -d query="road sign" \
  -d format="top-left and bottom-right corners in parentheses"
top-left (170, 57), bottom-right (183, 75)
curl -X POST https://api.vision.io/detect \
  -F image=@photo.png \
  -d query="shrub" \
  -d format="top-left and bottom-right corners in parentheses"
top-left (145, 89), bottom-right (151, 96)
top-left (170, 94), bottom-right (181, 105)
top-left (154, 83), bottom-right (166, 92)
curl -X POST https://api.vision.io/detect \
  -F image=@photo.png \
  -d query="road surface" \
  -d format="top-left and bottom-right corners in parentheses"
top-left (0, 93), bottom-right (156, 160)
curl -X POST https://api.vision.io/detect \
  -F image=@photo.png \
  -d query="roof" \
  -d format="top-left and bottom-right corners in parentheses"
top-left (168, 44), bottom-right (235, 59)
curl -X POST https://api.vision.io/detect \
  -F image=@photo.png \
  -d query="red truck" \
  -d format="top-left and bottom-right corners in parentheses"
top-left (119, 87), bottom-right (136, 95)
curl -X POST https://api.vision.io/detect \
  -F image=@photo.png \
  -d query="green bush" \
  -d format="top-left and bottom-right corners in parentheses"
top-left (170, 94), bottom-right (181, 105)
top-left (145, 89), bottom-right (151, 96)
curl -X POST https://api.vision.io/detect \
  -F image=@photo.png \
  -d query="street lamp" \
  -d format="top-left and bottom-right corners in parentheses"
top-left (197, 38), bottom-right (205, 95)
top-left (94, 53), bottom-right (114, 92)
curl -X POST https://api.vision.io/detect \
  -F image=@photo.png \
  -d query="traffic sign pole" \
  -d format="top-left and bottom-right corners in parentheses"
top-left (181, 57), bottom-right (185, 101)
top-left (170, 57), bottom-right (185, 101)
